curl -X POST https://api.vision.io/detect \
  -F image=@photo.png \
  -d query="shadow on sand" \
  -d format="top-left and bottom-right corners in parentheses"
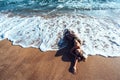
top-left (55, 29), bottom-right (76, 74)
top-left (55, 47), bottom-right (76, 74)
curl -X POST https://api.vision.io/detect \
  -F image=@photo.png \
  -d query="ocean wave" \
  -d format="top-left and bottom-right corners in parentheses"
top-left (0, 10), bottom-right (120, 57)
top-left (0, 0), bottom-right (120, 11)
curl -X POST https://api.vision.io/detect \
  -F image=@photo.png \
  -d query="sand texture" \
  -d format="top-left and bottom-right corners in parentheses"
top-left (0, 40), bottom-right (120, 80)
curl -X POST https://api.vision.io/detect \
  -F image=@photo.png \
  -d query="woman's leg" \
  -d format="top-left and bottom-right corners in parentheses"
top-left (73, 58), bottom-right (78, 73)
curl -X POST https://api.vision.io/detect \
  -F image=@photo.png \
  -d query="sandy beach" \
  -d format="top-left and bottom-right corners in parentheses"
top-left (0, 39), bottom-right (120, 80)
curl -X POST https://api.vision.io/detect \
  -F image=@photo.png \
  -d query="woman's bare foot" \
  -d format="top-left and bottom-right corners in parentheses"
top-left (72, 67), bottom-right (77, 74)
top-left (83, 57), bottom-right (87, 62)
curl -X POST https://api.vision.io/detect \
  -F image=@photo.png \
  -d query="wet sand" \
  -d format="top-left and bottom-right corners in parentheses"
top-left (0, 40), bottom-right (120, 80)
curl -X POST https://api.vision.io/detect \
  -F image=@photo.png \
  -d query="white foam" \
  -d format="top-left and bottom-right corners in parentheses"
top-left (0, 10), bottom-right (120, 57)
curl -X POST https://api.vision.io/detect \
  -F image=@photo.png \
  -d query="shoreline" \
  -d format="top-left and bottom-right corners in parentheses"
top-left (0, 39), bottom-right (120, 80)
top-left (1, 12), bottom-right (120, 57)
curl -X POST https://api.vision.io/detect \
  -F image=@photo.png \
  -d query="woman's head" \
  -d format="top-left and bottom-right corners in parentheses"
top-left (64, 29), bottom-right (76, 41)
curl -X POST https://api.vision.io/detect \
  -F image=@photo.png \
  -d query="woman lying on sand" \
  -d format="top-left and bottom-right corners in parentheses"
top-left (64, 29), bottom-right (87, 74)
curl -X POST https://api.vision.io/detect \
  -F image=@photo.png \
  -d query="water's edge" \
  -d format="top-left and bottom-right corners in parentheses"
top-left (0, 10), bottom-right (120, 57)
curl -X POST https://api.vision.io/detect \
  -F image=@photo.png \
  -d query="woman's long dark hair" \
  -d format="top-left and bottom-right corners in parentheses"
top-left (64, 29), bottom-right (82, 45)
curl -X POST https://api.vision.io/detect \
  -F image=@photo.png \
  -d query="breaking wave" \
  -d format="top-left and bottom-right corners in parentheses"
top-left (0, 0), bottom-right (120, 57)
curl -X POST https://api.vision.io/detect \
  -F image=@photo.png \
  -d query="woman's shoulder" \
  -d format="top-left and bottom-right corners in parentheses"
top-left (74, 38), bottom-right (81, 44)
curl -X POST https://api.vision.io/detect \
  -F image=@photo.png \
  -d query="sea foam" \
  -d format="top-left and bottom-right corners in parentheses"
top-left (0, 10), bottom-right (120, 57)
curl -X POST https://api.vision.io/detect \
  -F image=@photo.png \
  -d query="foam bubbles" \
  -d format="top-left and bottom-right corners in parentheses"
top-left (0, 11), bottom-right (120, 57)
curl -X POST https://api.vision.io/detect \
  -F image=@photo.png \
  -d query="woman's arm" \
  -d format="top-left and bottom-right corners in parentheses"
top-left (70, 47), bottom-right (78, 57)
